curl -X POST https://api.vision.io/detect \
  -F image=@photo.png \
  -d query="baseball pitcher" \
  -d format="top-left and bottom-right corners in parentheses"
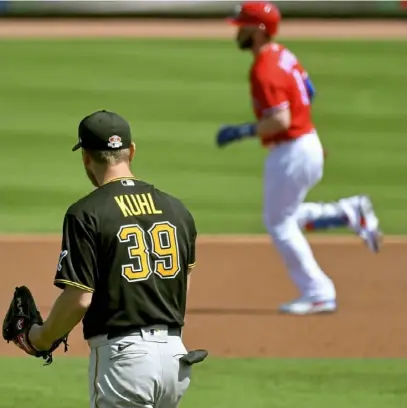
top-left (3, 110), bottom-right (207, 407)
top-left (215, 2), bottom-right (382, 314)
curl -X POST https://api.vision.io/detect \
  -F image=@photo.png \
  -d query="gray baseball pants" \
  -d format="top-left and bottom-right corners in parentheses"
top-left (87, 325), bottom-right (191, 408)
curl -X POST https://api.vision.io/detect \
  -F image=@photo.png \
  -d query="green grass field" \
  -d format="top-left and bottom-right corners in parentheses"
top-left (0, 39), bottom-right (405, 233)
top-left (0, 38), bottom-right (406, 407)
top-left (0, 357), bottom-right (405, 408)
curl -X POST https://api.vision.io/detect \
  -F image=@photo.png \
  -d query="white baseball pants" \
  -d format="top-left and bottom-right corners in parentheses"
top-left (263, 131), bottom-right (359, 301)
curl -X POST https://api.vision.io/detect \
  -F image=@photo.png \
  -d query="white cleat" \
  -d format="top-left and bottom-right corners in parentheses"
top-left (278, 298), bottom-right (337, 315)
top-left (357, 195), bottom-right (382, 253)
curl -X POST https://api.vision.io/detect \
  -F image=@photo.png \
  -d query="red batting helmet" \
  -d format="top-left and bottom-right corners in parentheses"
top-left (227, 2), bottom-right (281, 36)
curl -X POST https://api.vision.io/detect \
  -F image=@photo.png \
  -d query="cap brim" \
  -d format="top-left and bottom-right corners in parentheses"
top-left (226, 17), bottom-right (258, 27)
top-left (72, 142), bottom-right (81, 152)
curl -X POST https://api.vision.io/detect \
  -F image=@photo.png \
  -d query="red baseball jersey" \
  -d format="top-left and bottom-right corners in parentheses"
top-left (250, 43), bottom-right (315, 147)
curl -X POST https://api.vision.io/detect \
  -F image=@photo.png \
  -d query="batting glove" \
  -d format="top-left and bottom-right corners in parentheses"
top-left (304, 77), bottom-right (316, 103)
top-left (216, 123), bottom-right (256, 148)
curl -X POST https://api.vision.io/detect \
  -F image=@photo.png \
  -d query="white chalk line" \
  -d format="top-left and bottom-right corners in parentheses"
top-left (0, 234), bottom-right (406, 244)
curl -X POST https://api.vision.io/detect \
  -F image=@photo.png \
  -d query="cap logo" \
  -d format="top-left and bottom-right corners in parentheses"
top-left (107, 135), bottom-right (123, 149)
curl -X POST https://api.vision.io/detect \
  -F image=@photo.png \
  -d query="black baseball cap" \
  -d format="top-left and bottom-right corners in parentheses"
top-left (72, 110), bottom-right (132, 152)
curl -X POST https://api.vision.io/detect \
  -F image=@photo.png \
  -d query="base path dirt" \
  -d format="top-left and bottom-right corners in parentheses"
top-left (0, 235), bottom-right (406, 358)
top-left (0, 18), bottom-right (405, 39)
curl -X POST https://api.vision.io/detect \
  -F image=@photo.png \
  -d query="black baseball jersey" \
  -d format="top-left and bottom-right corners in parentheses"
top-left (53, 177), bottom-right (197, 340)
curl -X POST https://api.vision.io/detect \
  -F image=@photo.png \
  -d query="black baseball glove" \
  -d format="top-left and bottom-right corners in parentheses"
top-left (2, 286), bottom-right (69, 365)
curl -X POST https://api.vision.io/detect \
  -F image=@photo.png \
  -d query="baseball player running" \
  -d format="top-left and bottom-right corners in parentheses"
top-left (27, 110), bottom-right (207, 407)
top-left (215, 2), bottom-right (382, 315)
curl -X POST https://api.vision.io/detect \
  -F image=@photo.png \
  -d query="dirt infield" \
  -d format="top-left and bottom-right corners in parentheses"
top-left (0, 18), bottom-right (405, 39)
top-left (0, 18), bottom-right (405, 359)
top-left (0, 235), bottom-right (406, 358)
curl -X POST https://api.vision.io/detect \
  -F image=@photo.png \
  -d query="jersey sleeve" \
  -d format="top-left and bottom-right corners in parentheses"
top-left (252, 71), bottom-right (289, 117)
top-left (187, 215), bottom-right (197, 270)
top-left (54, 212), bottom-right (97, 292)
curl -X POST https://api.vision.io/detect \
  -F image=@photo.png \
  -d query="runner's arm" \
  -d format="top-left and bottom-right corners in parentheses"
top-left (252, 74), bottom-right (291, 139)
top-left (257, 107), bottom-right (291, 137)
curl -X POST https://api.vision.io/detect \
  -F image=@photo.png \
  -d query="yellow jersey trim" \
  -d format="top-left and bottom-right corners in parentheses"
top-left (54, 279), bottom-right (95, 293)
top-left (188, 262), bottom-right (196, 268)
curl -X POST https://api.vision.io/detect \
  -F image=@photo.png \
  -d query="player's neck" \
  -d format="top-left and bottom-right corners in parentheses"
top-left (252, 42), bottom-right (271, 57)
top-left (98, 164), bottom-right (135, 186)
